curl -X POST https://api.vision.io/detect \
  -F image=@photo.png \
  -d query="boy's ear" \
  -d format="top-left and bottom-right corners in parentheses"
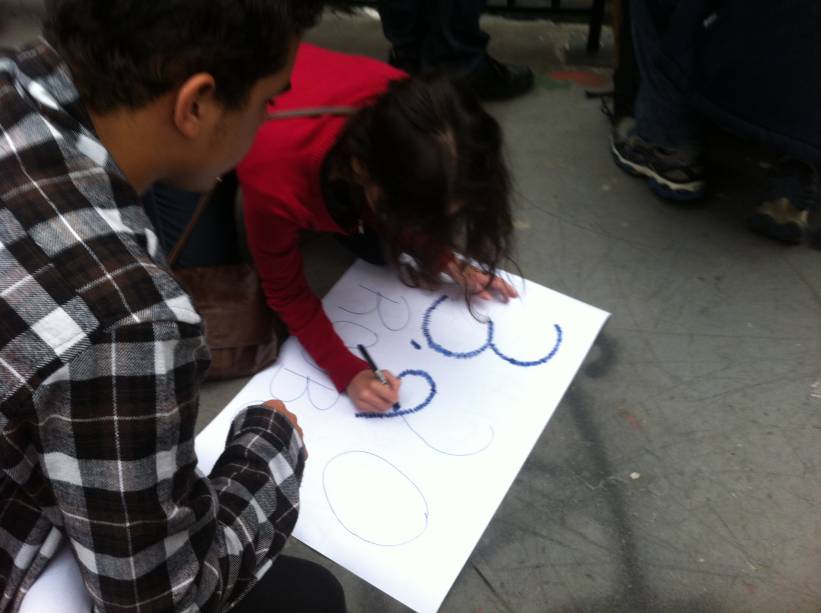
top-left (173, 73), bottom-right (219, 140)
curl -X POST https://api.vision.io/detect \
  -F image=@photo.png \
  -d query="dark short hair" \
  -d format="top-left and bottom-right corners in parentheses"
top-left (334, 74), bottom-right (514, 295)
top-left (44, 1), bottom-right (341, 113)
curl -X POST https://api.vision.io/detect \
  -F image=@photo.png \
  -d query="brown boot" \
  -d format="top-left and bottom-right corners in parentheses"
top-left (748, 197), bottom-right (809, 245)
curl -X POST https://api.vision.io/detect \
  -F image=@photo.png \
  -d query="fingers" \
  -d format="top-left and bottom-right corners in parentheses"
top-left (497, 277), bottom-right (520, 299)
top-left (458, 267), bottom-right (514, 302)
top-left (356, 398), bottom-right (388, 414)
top-left (368, 383), bottom-right (393, 406)
top-left (348, 370), bottom-right (394, 413)
top-left (263, 400), bottom-right (304, 440)
top-left (465, 268), bottom-right (518, 303)
top-left (347, 367), bottom-right (404, 413)
top-left (445, 259), bottom-right (460, 280)
top-left (371, 373), bottom-right (400, 404)
top-left (383, 370), bottom-right (402, 392)
top-left (461, 271), bottom-right (491, 299)
top-left (489, 277), bottom-right (518, 302)
top-left (263, 399), bottom-right (286, 412)
top-left (465, 268), bottom-right (488, 288)
top-left (361, 379), bottom-right (397, 411)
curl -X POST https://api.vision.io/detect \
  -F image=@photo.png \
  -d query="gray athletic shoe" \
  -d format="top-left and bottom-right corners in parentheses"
top-left (611, 117), bottom-right (706, 201)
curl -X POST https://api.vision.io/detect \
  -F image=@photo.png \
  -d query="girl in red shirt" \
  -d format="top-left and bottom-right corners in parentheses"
top-left (238, 44), bottom-right (516, 414)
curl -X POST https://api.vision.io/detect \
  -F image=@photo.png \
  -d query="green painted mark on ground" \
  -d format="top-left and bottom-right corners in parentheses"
top-left (537, 75), bottom-right (572, 91)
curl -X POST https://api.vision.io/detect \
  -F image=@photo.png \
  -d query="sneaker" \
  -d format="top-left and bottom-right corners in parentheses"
top-left (748, 197), bottom-right (809, 244)
top-left (749, 157), bottom-right (819, 244)
top-left (611, 117), bottom-right (706, 201)
top-left (461, 55), bottom-right (534, 101)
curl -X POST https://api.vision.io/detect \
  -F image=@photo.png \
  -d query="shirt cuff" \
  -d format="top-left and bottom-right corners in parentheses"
top-left (329, 352), bottom-right (370, 393)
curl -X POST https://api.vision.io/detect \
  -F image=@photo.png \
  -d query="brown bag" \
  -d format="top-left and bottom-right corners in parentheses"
top-left (170, 109), bottom-right (355, 378)
top-left (169, 190), bottom-right (285, 381)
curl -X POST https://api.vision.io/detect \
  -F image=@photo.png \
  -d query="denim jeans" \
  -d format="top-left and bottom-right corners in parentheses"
top-left (630, 0), bottom-right (702, 152)
top-left (142, 177), bottom-right (242, 268)
top-left (629, 0), bottom-right (819, 211)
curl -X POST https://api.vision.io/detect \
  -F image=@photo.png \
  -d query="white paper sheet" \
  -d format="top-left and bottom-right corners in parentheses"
top-left (19, 543), bottom-right (91, 613)
top-left (196, 261), bottom-right (610, 612)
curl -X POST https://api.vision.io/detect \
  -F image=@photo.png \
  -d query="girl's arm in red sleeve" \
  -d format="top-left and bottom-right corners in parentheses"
top-left (242, 187), bottom-right (367, 391)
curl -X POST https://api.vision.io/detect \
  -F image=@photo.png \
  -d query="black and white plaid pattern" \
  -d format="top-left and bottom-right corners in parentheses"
top-left (0, 42), bottom-right (306, 612)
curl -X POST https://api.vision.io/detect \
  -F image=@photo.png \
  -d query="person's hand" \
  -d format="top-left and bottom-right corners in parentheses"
top-left (263, 400), bottom-right (304, 440)
top-left (346, 369), bottom-right (401, 414)
top-left (446, 261), bottom-right (519, 302)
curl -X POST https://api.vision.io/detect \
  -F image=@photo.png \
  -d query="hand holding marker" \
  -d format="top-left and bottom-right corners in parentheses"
top-left (357, 344), bottom-right (389, 386)
top-left (347, 345), bottom-right (401, 413)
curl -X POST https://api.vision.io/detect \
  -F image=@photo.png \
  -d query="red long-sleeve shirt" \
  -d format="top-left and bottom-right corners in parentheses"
top-left (237, 44), bottom-right (406, 391)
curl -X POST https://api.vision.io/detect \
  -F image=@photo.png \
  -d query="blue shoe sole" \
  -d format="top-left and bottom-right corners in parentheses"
top-left (648, 178), bottom-right (705, 203)
top-left (611, 140), bottom-right (705, 202)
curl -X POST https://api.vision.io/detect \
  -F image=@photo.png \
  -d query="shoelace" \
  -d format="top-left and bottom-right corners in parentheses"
top-left (599, 96), bottom-right (615, 124)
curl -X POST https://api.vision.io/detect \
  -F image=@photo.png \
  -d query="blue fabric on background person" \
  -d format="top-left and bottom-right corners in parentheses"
top-left (630, 0), bottom-right (821, 164)
top-left (692, 1), bottom-right (821, 166)
top-left (630, 0), bottom-right (704, 152)
top-left (616, 0), bottom-right (820, 242)
top-left (142, 174), bottom-right (243, 268)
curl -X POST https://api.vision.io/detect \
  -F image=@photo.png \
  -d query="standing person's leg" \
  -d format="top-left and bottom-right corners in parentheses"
top-left (610, 0), bottom-right (706, 201)
top-left (377, 0), bottom-right (427, 73)
top-left (422, 0), bottom-right (488, 75)
top-left (378, 0), bottom-right (533, 101)
top-left (232, 555), bottom-right (347, 613)
top-left (630, 0), bottom-right (701, 152)
top-left (611, 0), bottom-right (639, 122)
top-left (428, 0), bottom-right (533, 101)
top-left (749, 158), bottom-right (818, 245)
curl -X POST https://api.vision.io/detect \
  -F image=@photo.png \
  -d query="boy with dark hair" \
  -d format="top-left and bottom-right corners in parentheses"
top-left (0, 2), bottom-right (346, 611)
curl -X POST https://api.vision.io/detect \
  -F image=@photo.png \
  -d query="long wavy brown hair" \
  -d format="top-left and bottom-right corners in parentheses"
top-left (331, 73), bottom-right (514, 297)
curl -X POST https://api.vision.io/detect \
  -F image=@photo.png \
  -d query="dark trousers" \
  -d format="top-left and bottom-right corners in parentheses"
top-left (611, 0), bottom-right (639, 120)
top-left (630, 0), bottom-right (819, 211)
top-left (232, 555), bottom-right (346, 613)
top-left (630, 0), bottom-right (702, 152)
top-left (142, 175), bottom-right (242, 269)
top-left (377, 0), bottom-right (489, 74)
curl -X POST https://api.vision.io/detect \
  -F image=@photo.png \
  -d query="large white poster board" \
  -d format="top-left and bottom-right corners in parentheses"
top-left (196, 261), bottom-right (609, 612)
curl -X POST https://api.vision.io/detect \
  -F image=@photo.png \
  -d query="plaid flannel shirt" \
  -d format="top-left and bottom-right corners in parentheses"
top-left (0, 42), bottom-right (306, 612)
